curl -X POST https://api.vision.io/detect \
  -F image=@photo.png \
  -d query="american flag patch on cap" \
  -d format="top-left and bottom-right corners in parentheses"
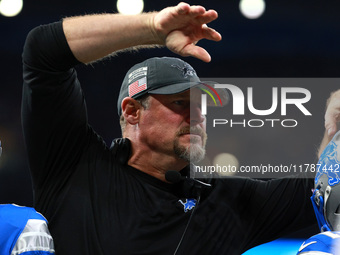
top-left (128, 77), bottom-right (147, 97)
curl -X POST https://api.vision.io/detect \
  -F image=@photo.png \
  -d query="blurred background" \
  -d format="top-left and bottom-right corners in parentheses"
top-left (0, 0), bottom-right (339, 253)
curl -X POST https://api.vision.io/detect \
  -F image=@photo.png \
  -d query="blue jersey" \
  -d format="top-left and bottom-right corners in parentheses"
top-left (0, 204), bottom-right (55, 255)
top-left (297, 231), bottom-right (340, 255)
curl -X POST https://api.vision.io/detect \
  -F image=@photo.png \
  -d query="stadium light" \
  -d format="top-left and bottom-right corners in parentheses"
top-left (0, 0), bottom-right (23, 17)
top-left (116, 0), bottom-right (144, 15)
top-left (239, 0), bottom-right (265, 19)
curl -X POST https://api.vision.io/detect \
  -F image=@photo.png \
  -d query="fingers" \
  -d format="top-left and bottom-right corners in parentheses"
top-left (175, 2), bottom-right (190, 14)
top-left (175, 2), bottom-right (205, 16)
top-left (175, 3), bottom-right (218, 24)
top-left (195, 10), bottom-right (219, 25)
top-left (202, 24), bottom-right (222, 42)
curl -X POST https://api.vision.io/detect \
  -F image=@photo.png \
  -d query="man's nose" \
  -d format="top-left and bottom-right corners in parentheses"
top-left (189, 105), bottom-right (205, 125)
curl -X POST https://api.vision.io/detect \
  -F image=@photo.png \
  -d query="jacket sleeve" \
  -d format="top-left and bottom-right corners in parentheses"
top-left (21, 21), bottom-right (88, 203)
top-left (240, 176), bottom-right (316, 251)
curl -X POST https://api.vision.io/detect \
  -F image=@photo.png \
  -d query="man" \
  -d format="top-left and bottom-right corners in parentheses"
top-left (297, 130), bottom-right (340, 255)
top-left (21, 2), bottom-right (340, 254)
top-left (0, 142), bottom-right (55, 255)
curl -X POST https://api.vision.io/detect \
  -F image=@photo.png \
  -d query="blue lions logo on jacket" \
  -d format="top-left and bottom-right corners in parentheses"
top-left (179, 199), bottom-right (197, 213)
top-left (315, 140), bottom-right (340, 187)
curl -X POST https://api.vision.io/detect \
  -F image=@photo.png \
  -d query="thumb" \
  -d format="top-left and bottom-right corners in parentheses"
top-left (327, 124), bottom-right (337, 137)
top-left (182, 44), bottom-right (211, 62)
top-left (325, 111), bottom-right (338, 137)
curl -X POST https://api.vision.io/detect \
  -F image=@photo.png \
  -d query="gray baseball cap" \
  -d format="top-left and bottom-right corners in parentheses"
top-left (117, 57), bottom-right (228, 115)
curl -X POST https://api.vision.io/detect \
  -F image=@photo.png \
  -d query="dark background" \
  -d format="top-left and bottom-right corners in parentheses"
top-left (0, 0), bottom-right (339, 242)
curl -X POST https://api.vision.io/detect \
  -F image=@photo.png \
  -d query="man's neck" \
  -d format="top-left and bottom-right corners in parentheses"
top-left (127, 146), bottom-right (188, 182)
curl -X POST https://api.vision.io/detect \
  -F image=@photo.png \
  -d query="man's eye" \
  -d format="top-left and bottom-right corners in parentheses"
top-left (174, 100), bottom-right (184, 105)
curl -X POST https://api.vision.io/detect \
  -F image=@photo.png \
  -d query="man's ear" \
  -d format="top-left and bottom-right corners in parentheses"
top-left (121, 97), bottom-right (142, 125)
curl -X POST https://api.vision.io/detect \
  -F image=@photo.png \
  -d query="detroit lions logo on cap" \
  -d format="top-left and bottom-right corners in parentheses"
top-left (171, 63), bottom-right (196, 78)
top-left (179, 199), bottom-right (197, 213)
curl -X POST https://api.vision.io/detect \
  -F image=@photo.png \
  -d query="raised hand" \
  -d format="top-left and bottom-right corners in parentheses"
top-left (152, 2), bottom-right (222, 62)
top-left (318, 89), bottom-right (340, 157)
top-left (325, 90), bottom-right (340, 137)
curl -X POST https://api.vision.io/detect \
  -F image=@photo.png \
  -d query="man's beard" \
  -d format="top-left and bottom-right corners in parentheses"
top-left (173, 126), bottom-right (207, 163)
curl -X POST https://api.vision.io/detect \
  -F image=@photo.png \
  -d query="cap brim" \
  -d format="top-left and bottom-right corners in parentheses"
top-left (147, 81), bottom-right (200, 94)
top-left (148, 81), bottom-right (229, 106)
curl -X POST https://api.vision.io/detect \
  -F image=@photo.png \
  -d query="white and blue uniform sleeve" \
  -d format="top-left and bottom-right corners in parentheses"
top-left (297, 231), bottom-right (340, 255)
top-left (0, 204), bottom-right (55, 255)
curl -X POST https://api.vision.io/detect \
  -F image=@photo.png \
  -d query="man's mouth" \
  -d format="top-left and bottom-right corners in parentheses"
top-left (177, 127), bottom-right (206, 141)
top-left (185, 132), bottom-right (201, 137)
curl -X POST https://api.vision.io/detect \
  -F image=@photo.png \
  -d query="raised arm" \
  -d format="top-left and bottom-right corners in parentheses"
top-left (63, 2), bottom-right (221, 63)
top-left (318, 89), bottom-right (340, 157)
top-left (22, 3), bottom-right (221, 204)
